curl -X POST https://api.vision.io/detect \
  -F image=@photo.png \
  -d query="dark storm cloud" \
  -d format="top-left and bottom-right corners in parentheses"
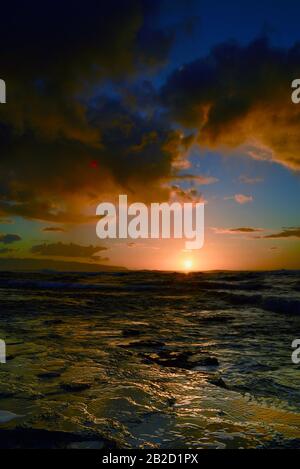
top-left (0, 97), bottom-right (182, 221)
top-left (162, 37), bottom-right (300, 171)
top-left (30, 242), bottom-right (107, 258)
top-left (0, 1), bottom-right (190, 222)
top-left (0, 0), bottom-right (173, 139)
top-left (0, 234), bottom-right (21, 244)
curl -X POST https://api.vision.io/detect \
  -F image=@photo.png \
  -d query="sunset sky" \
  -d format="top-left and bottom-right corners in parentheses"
top-left (0, 0), bottom-right (299, 271)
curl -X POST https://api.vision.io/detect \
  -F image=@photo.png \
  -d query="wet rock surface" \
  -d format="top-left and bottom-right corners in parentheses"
top-left (37, 372), bottom-right (61, 380)
top-left (0, 428), bottom-right (116, 449)
top-left (121, 340), bottom-right (166, 348)
top-left (60, 382), bottom-right (92, 392)
top-left (0, 270), bottom-right (300, 448)
top-left (141, 349), bottom-right (219, 370)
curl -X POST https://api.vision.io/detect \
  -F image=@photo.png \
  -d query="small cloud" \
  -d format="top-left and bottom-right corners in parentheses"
top-left (91, 255), bottom-right (109, 262)
top-left (30, 242), bottom-right (107, 259)
top-left (172, 159), bottom-right (191, 170)
top-left (0, 234), bottom-right (22, 244)
top-left (170, 185), bottom-right (206, 203)
top-left (234, 194), bottom-right (253, 204)
top-left (230, 227), bottom-right (262, 233)
top-left (212, 227), bottom-right (263, 235)
top-left (127, 242), bottom-right (136, 247)
top-left (224, 194), bottom-right (253, 204)
top-left (262, 227), bottom-right (300, 239)
top-left (244, 141), bottom-right (274, 163)
top-left (239, 175), bottom-right (264, 184)
top-left (42, 226), bottom-right (66, 233)
top-left (172, 174), bottom-right (218, 185)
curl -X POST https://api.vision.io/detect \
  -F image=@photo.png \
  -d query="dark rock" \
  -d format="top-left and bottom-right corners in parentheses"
top-left (0, 391), bottom-right (14, 399)
top-left (167, 397), bottom-right (176, 407)
top-left (44, 319), bottom-right (64, 325)
top-left (37, 372), bottom-right (61, 380)
top-left (6, 354), bottom-right (16, 361)
top-left (209, 377), bottom-right (228, 389)
top-left (198, 357), bottom-right (219, 367)
top-left (0, 428), bottom-right (116, 449)
top-left (60, 382), bottom-right (91, 392)
top-left (121, 340), bottom-right (165, 348)
top-left (141, 349), bottom-right (219, 370)
top-left (47, 333), bottom-right (62, 340)
top-left (122, 329), bottom-right (142, 337)
top-left (200, 315), bottom-right (232, 324)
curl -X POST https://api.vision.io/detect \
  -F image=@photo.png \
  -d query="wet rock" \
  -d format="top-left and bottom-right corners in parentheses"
top-left (0, 428), bottom-right (116, 449)
top-left (0, 391), bottom-right (15, 399)
top-left (6, 354), bottom-right (16, 361)
top-left (37, 371), bottom-right (61, 380)
top-left (200, 315), bottom-right (232, 324)
top-left (197, 357), bottom-right (219, 367)
top-left (167, 397), bottom-right (176, 407)
top-left (67, 440), bottom-right (106, 449)
top-left (44, 319), bottom-right (64, 325)
top-left (122, 329), bottom-right (142, 337)
top-left (121, 340), bottom-right (165, 348)
top-left (209, 377), bottom-right (228, 389)
top-left (47, 333), bottom-right (62, 340)
top-left (142, 350), bottom-right (219, 370)
top-left (60, 382), bottom-right (91, 392)
top-left (0, 410), bottom-right (23, 423)
top-left (258, 438), bottom-right (300, 449)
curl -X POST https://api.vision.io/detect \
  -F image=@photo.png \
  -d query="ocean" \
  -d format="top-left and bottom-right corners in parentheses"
top-left (0, 270), bottom-right (299, 448)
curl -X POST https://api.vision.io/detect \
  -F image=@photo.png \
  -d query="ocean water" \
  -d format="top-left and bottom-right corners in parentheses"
top-left (0, 270), bottom-right (299, 449)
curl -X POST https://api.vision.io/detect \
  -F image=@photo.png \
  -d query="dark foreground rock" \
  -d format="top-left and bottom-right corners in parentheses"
top-left (208, 377), bottom-right (228, 389)
top-left (60, 382), bottom-right (91, 392)
top-left (122, 329), bottom-right (142, 337)
top-left (0, 428), bottom-right (116, 449)
top-left (121, 340), bottom-right (166, 348)
top-left (141, 350), bottom-right (219, 370)
top-left (37, 371), bottom-right (61, 380)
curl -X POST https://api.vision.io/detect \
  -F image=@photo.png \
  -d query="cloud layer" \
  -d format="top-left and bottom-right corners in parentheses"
top-left (0, 234), bottom-right (21, 244)
top-left (30, 242), bottom-right (107, 259)
top-left (162, 37), bottom-right (300, 171)
top-left (0, 1), bottom-right (182, 222)
top-left (262, 227), bottom-right (300, 239)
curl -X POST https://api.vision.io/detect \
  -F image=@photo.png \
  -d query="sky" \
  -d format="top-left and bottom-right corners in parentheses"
top-left (0, 0), bottom-right (299, 271)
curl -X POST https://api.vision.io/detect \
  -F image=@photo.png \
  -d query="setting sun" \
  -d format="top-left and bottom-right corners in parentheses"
top-left (183, 259), bottom-right (193, 271)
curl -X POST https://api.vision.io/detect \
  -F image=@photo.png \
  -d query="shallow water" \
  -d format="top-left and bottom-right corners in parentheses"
top-left (0, 270), bottom-right (300, 448)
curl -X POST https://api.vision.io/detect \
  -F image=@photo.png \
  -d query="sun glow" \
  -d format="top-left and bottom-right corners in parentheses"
top-left (183, 259), bottom-right (193, 272)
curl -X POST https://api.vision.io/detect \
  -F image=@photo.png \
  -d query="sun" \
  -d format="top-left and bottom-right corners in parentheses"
top-left (183, 259), bottom-right (193, 272)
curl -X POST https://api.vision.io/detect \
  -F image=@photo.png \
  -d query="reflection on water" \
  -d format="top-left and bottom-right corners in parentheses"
top-left (0, 270), bottom-right (299, 448)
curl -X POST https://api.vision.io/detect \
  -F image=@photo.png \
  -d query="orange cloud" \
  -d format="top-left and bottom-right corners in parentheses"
top-left (162, 37), bottom-right (300, 171)
top-left (224, 194), bottom-right (253, 204)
